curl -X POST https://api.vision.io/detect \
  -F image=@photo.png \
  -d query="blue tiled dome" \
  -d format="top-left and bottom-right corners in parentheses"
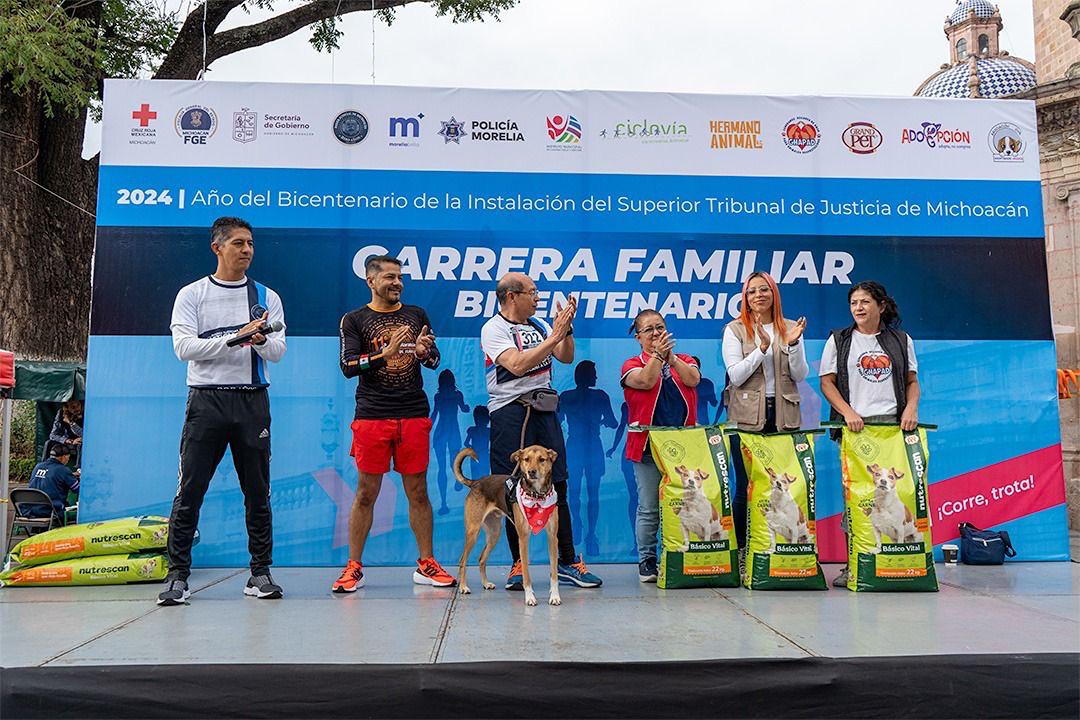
top-left (916, 57), bottom-right (1035, 98)
top-left (948, 0), bottom-right (996, 26)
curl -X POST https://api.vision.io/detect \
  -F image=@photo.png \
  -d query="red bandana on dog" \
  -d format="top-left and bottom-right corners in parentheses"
top-left (516, 484), bottom-right (557, 534)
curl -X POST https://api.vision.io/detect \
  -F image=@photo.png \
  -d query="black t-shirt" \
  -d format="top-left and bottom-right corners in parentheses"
top-left (339, 304), bottom-right (440, 419)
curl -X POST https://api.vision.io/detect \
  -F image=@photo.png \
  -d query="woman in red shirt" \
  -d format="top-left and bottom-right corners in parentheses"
top-left (619, 309), bottom-right (701, 582)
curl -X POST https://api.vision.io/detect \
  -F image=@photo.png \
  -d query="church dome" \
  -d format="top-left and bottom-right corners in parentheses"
top-left (916, 56), bottom-right (1037, 98)
top-left (948, 0), bottom-right (997, 26)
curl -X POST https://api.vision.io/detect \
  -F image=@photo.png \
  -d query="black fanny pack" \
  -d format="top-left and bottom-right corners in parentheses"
top-left (516, 388), bottom-right (559, 413)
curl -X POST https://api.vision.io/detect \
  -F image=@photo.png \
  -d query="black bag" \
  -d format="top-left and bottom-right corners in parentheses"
top-left (516, 388), bottom-right (559, 413)
top-left (958, 522), bottom-right (1016, 565)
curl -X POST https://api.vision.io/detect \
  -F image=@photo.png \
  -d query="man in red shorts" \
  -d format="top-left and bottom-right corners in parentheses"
top-left (332, 255), bottom-right (456, 592)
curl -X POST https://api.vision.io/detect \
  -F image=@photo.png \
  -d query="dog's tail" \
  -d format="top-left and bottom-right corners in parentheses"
top-left (453, 448), bottom-right (480, 488)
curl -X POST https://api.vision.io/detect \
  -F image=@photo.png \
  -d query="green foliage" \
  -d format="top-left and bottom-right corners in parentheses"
top-left (10, 400), bottom-right (36, 460)
top-left (0, 0), bottom-right (178, 118)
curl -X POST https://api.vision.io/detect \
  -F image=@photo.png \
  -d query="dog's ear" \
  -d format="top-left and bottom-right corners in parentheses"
top-left (867, 463), bottom-right (880, 473)
top-left (699, 470), bottom-right (709, 480)
top-left (510, 449), bottom-right (522, 464)
top-left (890, 468), bottom-right (905, 480)
top-left (674, 465), bottom-right (688, 476)
top-left (766, 467), bottom-right (777, 479)
top-left (546, 449), bottom-right (558, 463)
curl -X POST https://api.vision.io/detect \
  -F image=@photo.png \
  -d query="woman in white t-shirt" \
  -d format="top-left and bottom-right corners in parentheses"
top-left (819, 280), bottom-right (921, 586)
top-left (721, 271), bottom-right (808, 553)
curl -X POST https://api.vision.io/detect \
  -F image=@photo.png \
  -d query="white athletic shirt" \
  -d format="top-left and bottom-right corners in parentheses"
top-left (480, 314), bottom-right (554, 413)
top-left (170, 276), bottom-right (286, 388)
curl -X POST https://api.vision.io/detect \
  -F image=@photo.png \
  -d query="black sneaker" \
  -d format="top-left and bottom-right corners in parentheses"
top-left (638, 558), bottom-right (658, 583)
top-left (244, 573), bottom-right (283, 599)
top-left (157, 578), bottom-right (190, 606)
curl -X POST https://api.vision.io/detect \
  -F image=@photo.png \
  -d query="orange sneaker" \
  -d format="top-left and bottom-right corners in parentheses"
top-left (505, 559), bottom-right (523, 591)
top-left (331, 559), bottom-right (364, 593)
top-left (413, 557), bottom-right (456, 587)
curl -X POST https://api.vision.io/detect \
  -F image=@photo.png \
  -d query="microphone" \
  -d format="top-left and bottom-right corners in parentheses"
top-left (227, 320), bottom-right (284, 347)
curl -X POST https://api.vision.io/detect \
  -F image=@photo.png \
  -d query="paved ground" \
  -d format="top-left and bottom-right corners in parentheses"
top-left (2, 562), bottom-right (1077, 667)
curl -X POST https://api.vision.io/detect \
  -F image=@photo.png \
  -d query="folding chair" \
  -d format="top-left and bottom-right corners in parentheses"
top-left (7, 488), bottom-right (59, 551)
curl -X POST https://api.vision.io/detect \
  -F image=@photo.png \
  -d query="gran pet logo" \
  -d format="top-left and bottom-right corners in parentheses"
top-left (599, 118), bottom-right (689, 143)
top-left (841, 122), bottom-right (882, 154)
top-left (438, 116), bottom-right (467, 144)
top-left (232, 108), bottom-right (257, 143)
top-left (546, 114), bottom-right (583, 152)
top-left (781, 117), bottom-right (820, 154)
top-left (795, 442), bottom-right (810, 452)
top-left (900, 122), bottom-right (971, 150)
top-left (333, 110), bottom-right (369, 145)
top-left (988, 122), bottom-right (1024, 162)
top-left (904, 434), bottom-right (920, 445)
top-left (708, 120), bottom-right (763, 150)
top-left (175, 105), bottom-right (218, 145)
top-left (129, 103), bottom-right (158, 145)
top-left (389, 113), bottom-right (423, 147)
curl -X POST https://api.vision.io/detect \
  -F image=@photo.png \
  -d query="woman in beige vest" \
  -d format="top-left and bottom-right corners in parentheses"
top-left (722, 271), bottom-right (808, 550)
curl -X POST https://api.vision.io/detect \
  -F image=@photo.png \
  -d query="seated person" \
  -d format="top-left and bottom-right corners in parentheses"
top-left (28, 443), bottom-right (80, 521)
top-left (47, 400), bottom-right (84, 460)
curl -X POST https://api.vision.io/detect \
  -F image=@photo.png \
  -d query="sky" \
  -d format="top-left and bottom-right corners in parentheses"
top-left (85, 0), bottom-right (1038, 154)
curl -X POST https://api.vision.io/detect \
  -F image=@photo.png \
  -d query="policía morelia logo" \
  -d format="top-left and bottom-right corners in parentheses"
top-left (333, 110), bottom-right (369, 145)
top-left (781, 117), bottom-right (820, 153)
top-left (175, 105), bottom-right (218, 145)
top-left (438, 116), bottom-right (467, 144)
top-left (988, 122), bottom-right (1024, 162)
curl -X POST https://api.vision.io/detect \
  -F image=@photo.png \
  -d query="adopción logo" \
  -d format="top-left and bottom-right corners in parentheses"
top-left (988, 122), bottom-right (1024, 162)
top-left (841, 122), bottom-right (882, 154)
top-left (333, 110), bottom-right (369, 145)
top-left (175, 105), bottom-right (218, 145)
top-left (781, 117), bottom-right (820, 154)
top-left (900, 122), bottom-right (971, 149)
top-left (708, 120), bottom-right (762, 150)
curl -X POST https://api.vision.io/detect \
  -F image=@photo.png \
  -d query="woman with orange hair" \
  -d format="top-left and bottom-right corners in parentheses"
top-left (722, 271), bottom-right (808, 550)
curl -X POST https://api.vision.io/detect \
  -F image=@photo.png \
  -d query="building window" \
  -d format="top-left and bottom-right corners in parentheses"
top-left (957, 38), bottom-right (968, 60)
top-left (978, 34), bottom-right (989, 54)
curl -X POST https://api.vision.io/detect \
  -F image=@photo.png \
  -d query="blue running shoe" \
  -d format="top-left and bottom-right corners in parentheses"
top-left (558, 555), bottom-right (602, 588)
top-left (505, 560), bottom-right (523, 591)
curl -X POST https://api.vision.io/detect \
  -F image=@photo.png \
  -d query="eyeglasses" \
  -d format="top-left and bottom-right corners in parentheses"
top-left (514, 288), bottom-right (539, 298)
top-left (635, 324), bottom-right (667, 335)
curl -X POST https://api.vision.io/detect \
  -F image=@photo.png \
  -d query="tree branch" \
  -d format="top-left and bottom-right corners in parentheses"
top-left (154, 1), bottom-right (246, 79)
top-left (207, 0), bottom-right (419, 65)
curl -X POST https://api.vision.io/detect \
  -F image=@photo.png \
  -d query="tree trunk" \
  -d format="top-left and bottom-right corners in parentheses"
top-left (0, 81), bottom-right (97, 361)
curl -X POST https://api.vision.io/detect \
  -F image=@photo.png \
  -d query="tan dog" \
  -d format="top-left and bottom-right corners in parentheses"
top-left (672, 465), bottom-right (727, 551)
top-left (863, 463), bottom-right (920, 552)
top-left (762, 467), bottom-right (810, 552)
top-left (454, 445), bottom-right (561, 607)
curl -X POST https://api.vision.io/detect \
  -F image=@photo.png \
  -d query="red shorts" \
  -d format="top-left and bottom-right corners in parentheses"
top-left (350, 417), bottom-right (432, 475)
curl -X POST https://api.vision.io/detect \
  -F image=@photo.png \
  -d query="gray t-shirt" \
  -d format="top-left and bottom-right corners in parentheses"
top-left (480, 313), bottom-right (554, 413)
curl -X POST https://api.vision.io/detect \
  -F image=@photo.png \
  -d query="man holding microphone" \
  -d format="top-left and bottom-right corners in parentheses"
top-left (158, 217), bottom-right (287, 606)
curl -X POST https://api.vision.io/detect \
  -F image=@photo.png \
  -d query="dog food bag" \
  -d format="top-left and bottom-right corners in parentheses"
top-left (6, 516), bottom-right (174, 569)
top-left (738, 430), bottom-right (827, 590)
top-left (0, 552), bottom-right (169, 587)
top-left (648, 426), bottom-right (739, 589)
top-left (840, 425), bottom-right (938, 592)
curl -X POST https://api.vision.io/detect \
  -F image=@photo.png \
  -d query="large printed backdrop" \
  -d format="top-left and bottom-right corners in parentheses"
top-left (85, 80), bottom-right (1069, 566)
